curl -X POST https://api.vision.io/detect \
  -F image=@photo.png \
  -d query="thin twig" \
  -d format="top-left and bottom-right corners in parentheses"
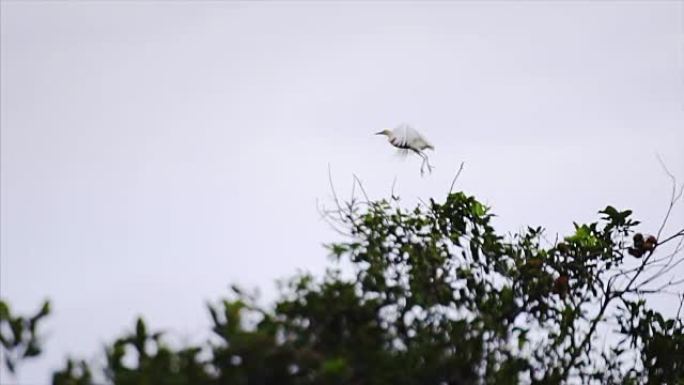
top-left (315, 198), bottom-right (351, 236)
top-left (390, 176), bottom-right (398, 201)
top-left (658, 229), bottom-right (684, 246)
top-left (352, 174), bottom-right (371, 203)
top-left (617, 155), bottom-right (684, 298)
top-left (350, 176), bottom-right (357, 203)
top-left (638, 237), bottom-right (684, 287)
top-left (676, 294), bottom-right (684, 321)
top-left (448, 161), bottom-right (466, 195)
top-left (327, 163), bottom-right (343, 221)
top-left (655, 153), bottom-right (684, 241)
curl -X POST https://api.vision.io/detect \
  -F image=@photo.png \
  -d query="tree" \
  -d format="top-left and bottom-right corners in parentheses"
top-left (6, 185), bottom-right (684, 384)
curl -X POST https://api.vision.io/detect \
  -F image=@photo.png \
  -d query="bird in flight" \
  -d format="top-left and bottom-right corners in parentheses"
top-left (376, 124), bottom-right (435, 175)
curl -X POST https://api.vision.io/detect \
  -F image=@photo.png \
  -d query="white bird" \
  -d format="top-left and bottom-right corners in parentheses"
top-left (375, 124), bottom-right (435, 175)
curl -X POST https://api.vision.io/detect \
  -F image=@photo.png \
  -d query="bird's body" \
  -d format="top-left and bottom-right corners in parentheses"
top-left (376, 124), bottom-right (435, 175)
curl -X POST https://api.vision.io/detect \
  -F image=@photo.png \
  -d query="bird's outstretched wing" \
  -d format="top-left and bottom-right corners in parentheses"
top-left (393, 124), bottom-right (432, 150)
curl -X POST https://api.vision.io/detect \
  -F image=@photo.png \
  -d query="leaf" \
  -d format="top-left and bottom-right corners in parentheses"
top-left (321, 357), bottom-right (348, 375)
top-left (10, 318), bottom-right (23, 346)
top-left (472, 201), bottom-right (486, 217)
top-left (135, 318), bottom-right (147, 341)
top-left (37, 301), bottom-right (51, 319)
top-left (517, 329), bottom-right (529, 349)
top-left (23, 342), bottom-right (41, 358)
top-left (0, 300), bottom-right (9, 320)
top-left (5, 356), bottom-right (15, 374)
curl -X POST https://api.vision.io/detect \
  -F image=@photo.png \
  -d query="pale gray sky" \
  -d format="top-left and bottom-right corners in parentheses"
top-left (2, 1), bottom-right (683, 383)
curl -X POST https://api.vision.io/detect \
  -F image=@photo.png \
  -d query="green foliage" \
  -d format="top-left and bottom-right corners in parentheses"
top-left (52, 359), bottom-right (93, 385)
top-left (0, 299), bottom-right (50, 374)
top-left (99, 317), bottom-right (212, 385)
top-left (6, 191), bottom-right (684, 384)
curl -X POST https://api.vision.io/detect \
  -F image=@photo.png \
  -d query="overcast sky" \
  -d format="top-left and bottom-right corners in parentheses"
top-left (2, 1), bottom-right (683, 383)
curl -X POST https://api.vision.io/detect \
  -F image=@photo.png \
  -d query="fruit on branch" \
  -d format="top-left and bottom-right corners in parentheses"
top-left (628, 233), bottom-right (657, 258)
top-left (552, 275), bottom-right (570, 299)
top-left (644, 235), bottom-right (657, 252)
top-left (524, 258), bottom-right (543, 270)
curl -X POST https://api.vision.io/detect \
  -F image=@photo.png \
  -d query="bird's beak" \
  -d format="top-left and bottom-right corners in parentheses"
top-left (374, 131), bottom-right (384, 135)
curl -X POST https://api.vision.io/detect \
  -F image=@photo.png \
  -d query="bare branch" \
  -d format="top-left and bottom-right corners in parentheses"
top-left (390, 176), bottom-right (398, 201)
top-left (615, 156), bottom-right (684, 298)
top-left (655, 153), bottom-right (684, 241)
top-left (327, 163), bottom-right (343, 221)
top-left (316, 198), bottom-right (351, 237)
top-left (448, 161), bottom-right (466, 195)
top-left (658, 229), bottom-right (684, 246)
top-left (352, 174), bottom-right (371, 204)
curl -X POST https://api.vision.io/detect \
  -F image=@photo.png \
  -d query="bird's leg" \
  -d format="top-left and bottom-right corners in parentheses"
top-left (423, 153), bottom-right (434, 174)
top-left (418, 151), bottom-right (434, 176)
top-left (415, 151), bottom-right (432, 176)
top-left (412, 149), bottom-right (426, 175)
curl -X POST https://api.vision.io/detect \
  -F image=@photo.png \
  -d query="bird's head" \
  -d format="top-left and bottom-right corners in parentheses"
top-left (374, 129), bottom-right (392, 136)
